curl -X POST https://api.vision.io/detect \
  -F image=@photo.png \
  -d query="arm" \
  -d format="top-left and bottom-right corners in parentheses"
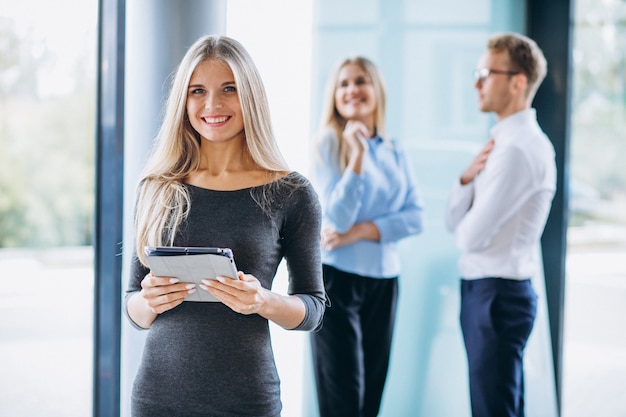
top-left (454, 146), bottom-right (535, 252)
top-left (312, 128), bottom-right (366, 233)
top-left (323, 144), bottom-right (424, 249)
top-left (322, 221), bottom-right (379, 250)
top-left (202, 178), bottom-right (325, 331)
top-left (202, 272), bottom-right (309, 330)
top-left (371, 146), bottom-right (424, 243)
top-left (124, 256), bottom-right (196, 329)
top-left (445, 139), bottom-right (494, 232)
top-left (445, 181), bottom-right (475, 233)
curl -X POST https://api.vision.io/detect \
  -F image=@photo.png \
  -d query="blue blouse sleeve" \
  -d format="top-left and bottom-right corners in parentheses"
top-left (312, 130), bottom-right (365, 233)
top-left (372, 143), bottom-right (424, 243)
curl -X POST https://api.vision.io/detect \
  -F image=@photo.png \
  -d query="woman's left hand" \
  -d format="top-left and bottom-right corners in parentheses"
top-left (321, 227), bottom-right (357, 250)
top-left (200, 272), bottom-right (269, 315)
top-left (322, 222), bottom-right (380, 251)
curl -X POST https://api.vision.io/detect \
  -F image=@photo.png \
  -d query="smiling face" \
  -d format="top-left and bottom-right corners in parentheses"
top-left (186, 58), bottom-right (245, 145)
top-left (334, 62), bottom-right (377, 132)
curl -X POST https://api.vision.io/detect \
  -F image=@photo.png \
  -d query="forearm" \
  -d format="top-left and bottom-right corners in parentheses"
top-left (445, 181), bottom-right (474, 232)
top-left (126, 291), bottom-right (158, 329)
top-left (352, 221), bottom-right (380, 242)
top-left (258, 291), bottom-right (307, 330)
top-left (347, 149), bottom-right (364, 175)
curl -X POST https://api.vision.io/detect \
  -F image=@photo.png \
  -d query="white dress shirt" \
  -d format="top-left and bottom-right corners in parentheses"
top-left (445, 108), bottom-right (557, 280)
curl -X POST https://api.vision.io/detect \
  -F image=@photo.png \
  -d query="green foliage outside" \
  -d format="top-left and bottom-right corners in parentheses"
top-left (0, 15), bottom-right (95, 248)
top-left (0, 0), bottom-right (624, 245)
top-left (569, 0), bottom-right (626, 226)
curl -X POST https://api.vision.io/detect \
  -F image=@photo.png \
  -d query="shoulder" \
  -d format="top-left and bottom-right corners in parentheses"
top-left (267, 173), bottom-right (321, 230)
top-left (380, 136), bottom-right (410, 162)
top-left (279, 172), bottom-right (320, 208)
top-left (279, 172), bottom-right (318, 200)
top-left (316, 127), bottom-right (338, 149)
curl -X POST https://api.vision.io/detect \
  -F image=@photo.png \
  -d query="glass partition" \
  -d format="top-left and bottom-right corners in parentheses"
top-left (0, 1), bottom-right (97, 416)
top-left (562, 1), bottom-right (626, 416)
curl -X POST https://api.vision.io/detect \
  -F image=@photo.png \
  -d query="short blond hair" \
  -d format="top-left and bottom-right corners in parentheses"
top-left (488, 32), bottom-right (548, 100)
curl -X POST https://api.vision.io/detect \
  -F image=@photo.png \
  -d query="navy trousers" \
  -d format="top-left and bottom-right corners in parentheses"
top-left (460, 277), bottom-right (537, 417)
top-left (311, 265), bottom-right (398, 417)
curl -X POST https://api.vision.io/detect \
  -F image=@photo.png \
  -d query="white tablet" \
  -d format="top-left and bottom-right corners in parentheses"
top-left (144, 246), bottom-right (239, 302)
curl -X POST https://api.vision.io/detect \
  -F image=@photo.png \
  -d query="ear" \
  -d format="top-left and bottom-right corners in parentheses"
top-left (511, 73), bottom-right (528, 96)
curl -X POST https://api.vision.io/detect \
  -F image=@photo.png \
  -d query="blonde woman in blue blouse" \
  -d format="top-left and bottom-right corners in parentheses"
top-left (310, 56), bottom-right (424, 417)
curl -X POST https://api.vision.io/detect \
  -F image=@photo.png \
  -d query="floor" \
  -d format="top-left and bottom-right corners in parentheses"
top-left (0, 243), bottom-right (624, 417)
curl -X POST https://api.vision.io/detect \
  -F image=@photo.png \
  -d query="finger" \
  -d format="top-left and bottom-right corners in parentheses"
top-left (355, 123), bottom-right (370, 139)
top-left (200, 277), bottom-right (238, 297)
top-left (149, 290), bottom-right (191, 314)
top-left (142, 272), bottom-right (179, 289)
top-left (144, 285), bottom-right (195, 313)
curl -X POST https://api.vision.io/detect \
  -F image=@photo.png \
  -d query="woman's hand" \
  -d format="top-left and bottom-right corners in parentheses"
top-left (321, 222), bottom-right (380, 251)
top-left (140, 273), bottom-right (196, 314)
top-left (342, 121), bottom-right (369, 174)
top-left (342, 120), bottom-right (369, 155)
top-left (200, 272), bottom-right (269, 315)
top-left (201, 272), bottom-right (307, 330)
top-left (321, 228), bottom-right (355, 251)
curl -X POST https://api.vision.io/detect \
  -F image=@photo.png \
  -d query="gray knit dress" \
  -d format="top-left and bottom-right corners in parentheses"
top-left (125, 172), bottom-right (326, 417)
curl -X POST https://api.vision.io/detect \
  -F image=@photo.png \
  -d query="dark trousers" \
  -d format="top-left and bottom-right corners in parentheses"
top-left (460, 277), bottom-right (537, 417)
top-left (311, 265), bottom-right (398, 417)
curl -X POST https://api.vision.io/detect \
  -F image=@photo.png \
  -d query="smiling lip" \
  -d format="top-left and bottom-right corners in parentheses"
top-left (202, 115), bottom-right (230, 125)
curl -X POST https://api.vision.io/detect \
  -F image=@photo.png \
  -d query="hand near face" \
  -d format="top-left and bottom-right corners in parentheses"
top-left (460, 139), bottom-right (495, 185)
top-left (342, 120), bottom-right (369, 156)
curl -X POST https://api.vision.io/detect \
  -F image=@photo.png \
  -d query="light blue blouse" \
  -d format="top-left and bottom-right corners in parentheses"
top-left (312, 129), bottom-right (424, 278)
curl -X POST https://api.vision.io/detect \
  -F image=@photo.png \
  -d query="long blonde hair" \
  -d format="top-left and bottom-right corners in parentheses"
top-left (315, 56), bottom-right (388, 172)
top-left (134, 35), bottom-right (289, 265)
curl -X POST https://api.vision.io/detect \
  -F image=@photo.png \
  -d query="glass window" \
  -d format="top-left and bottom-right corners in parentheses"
top-left (563, 0), bottom-right (626, 416)
top-left (0, 1), bottom-right (97, 416)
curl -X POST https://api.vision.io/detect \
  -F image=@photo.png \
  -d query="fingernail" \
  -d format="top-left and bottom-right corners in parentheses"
top-left (170, 278), bottom-right (180, 284)
top-left (185, 284), bottom-right (196, 289)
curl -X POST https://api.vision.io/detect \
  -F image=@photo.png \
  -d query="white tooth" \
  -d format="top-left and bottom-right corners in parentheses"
top-left (205, 116), bottom-right (227, 123)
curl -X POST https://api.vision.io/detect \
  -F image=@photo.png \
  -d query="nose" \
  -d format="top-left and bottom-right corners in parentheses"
top-left (204, 92), bottom-right (223, 110)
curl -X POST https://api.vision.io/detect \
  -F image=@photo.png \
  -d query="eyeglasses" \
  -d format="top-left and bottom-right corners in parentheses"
top-left (474, 68), bottom-right (520, 84)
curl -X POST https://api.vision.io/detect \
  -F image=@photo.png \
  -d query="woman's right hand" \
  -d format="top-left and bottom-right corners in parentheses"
top-left (139, 273), bottom-right (196, 314)
top-left (343, 120), bottom-right (369, 174)
top-left (342, 120), bottom-right (369, 155)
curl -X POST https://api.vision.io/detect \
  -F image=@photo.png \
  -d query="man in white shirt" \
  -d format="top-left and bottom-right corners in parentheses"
top-left (445, 33), bottom-right (557, 417)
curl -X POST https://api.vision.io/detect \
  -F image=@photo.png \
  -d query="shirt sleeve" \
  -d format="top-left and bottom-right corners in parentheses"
top-left (312, 131), bottom-right (364, 233)
top-left (445, 180), bottom-right (475, 232)
top-left (281, 177), bottom-right (326, 331)
top-left (453, 146), bottom-right (535, 252)
top-left (372, 147), bottom-right (424, 243)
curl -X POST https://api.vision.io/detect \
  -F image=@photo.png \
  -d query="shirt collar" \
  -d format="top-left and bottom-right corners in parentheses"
top-left (490, 108), bottom-right (537, 144)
